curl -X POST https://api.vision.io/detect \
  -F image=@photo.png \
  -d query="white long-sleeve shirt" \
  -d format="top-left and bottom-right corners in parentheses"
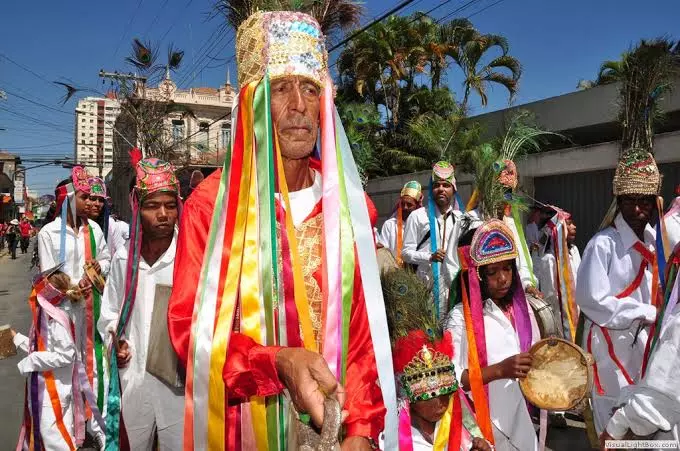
top-left (606, 303), bottom-right (680, 442)
top-left (107, 218), bottom-right (129, 258)
top-left (98, 232), bottom-right (177, 400)
top-left (536, 245), bottom-right (581, 338)
top-left (402, 206), bottom-right (478, 316)
top-left (525, 222), bottom-right (541, 247)
top-left (38, 216), bottom-right (111, 281)
top-left (380, 216), bottom-right (398, 255)
top-left (446, 300), bottom-right (540, 451)
top-left (666, 209), bottom-right (680, 252)
top-left (576, 213), bottom-right (658, 434)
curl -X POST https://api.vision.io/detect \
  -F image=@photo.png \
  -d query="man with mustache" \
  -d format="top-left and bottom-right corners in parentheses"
top-left (402, 162), bottom-right (476, 319)
top-left (99, 158), bottom-right (185, 450)
top-left (577, 150), bottom-right (663, 440)
top-left (166, 10), bottom-right (394, 450)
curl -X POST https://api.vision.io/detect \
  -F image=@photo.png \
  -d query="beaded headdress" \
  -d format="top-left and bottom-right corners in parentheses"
top-left (134, 158), bottom-right (179, 200)
top-left (612, 149), bottom-right (661, 196)
top-left (382, 268), bottom-right (458, 403)
top-left (470, 219), bottom-right (518, 268)
top-left (88, 177), bottom-right (107, 199)
top-left (236, 11), bottom-right (328, 88)
top-left (432, 161), bottom-right (456, 188)
top-left (400, 180), bottom-right (422, 201)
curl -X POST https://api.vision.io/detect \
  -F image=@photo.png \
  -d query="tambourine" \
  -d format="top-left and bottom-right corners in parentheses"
top-left (519, 337), bottom-right (593, 411)
top-left (84, 262), bottom-right (106, 294)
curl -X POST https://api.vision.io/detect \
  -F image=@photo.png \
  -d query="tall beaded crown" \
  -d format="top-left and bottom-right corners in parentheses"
top-left (382, 268), bottom-right (458, 403)
top-left (236, 11), bottom-right (328, 88)
top-left (71, 166), bottom-right (91, 193)
top-left (613, 149), bottom-right (661, 196)
top-left (470, 219), bottom-right (518, 267)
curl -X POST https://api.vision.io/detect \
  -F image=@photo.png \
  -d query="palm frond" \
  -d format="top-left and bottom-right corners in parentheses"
top-left (499, 110), bottom-right (562, 161)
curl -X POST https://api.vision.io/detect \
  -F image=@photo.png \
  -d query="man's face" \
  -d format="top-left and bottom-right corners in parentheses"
top-left (74, 191), bottom-right (90, 218)
top-left (270, 76), bottom-right (321, 160)
top-left (566, 218), bottom-right (577, 245)
top-left (401, 196), bottom-right (419, 220)
top-left (140, 192), bottom-right (178, 240)
top-left (618, 195), bottom-right (656, 232)
top-left (87, 195), bottom-right (105, 220)
top-left (432, 181), bottom-right (454, 209)
top-left (411, 393), bottom-right (451, 423)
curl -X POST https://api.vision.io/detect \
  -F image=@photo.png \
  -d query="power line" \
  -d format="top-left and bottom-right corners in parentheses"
top-left (466, 0), bottom-right (508, 19)
top-left (0, 53), bottom-right (55, 88)
top-left (1, 88), bottom-right (72, 115)
top-left (112, 0), bottom-right (146, 59)
top-left (158, 0), bottom-right (195, 43)
top-left (0, 106), bottom-right (72, 132)
top-left (2, 141), bottom-right (72, 150)
top-left (329, 0), bottom-right (424, 52)
top-left (142, 0), bottom-right (171, 39)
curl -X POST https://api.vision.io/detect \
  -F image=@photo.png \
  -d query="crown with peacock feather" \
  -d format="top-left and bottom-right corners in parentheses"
top-left (383, 268), bottom-right (458, 403)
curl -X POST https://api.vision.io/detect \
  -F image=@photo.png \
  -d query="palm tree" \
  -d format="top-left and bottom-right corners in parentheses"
top-left (457, 34), bottom-right (521, 110)
top-left (430, 18), bottom-right (478, 89)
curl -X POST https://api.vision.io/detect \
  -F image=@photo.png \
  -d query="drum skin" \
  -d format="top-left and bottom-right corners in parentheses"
top-left (520, 338), bottom-right (593, 411)
top-left (84, 262), bottom-right (106, 293)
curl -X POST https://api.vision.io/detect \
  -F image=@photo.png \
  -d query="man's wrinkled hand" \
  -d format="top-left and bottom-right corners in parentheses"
top-left (275, 347), bottom-right (346, 429)
top-left (430, 249), bottom-right (446, 262)
top-left (340, 436), bottom-right (372, 451)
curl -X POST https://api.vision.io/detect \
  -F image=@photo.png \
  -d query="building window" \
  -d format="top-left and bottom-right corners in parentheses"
top-left (172, 120), bottom-right (185, 143)
top-left (199, 122), bottom-right (209, 149)
top-left (221, 123), bottom-right (231, 149)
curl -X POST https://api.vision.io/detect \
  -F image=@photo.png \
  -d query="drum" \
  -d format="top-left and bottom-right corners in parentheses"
top-left (526, 294), bottom-right (561, 339)
top-left (84, 262), bottom-right (106, 294)
top-left (519, 337), bottom-right (593, 411)
top-left (376, 247), bottom-right (398, 274)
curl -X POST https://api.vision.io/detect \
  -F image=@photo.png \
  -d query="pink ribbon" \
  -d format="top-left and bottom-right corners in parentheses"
top-left (320, 76), bottom-right (341, 376)
top-left (398, 403), bottom-right (414, 451)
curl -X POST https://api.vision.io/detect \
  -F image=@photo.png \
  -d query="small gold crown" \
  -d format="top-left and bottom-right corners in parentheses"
top-left (401, 345), bottom-right (458, 402)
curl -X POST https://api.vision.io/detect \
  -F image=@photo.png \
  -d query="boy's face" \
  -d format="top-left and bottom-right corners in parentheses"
top-left (411, 393), bottom-right (451, 423)
top-left (74, 191), bottom-right (90, 218)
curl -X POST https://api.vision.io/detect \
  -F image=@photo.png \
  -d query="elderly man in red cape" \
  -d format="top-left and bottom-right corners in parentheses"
top-left (167, 10), bottom-right (396, 451)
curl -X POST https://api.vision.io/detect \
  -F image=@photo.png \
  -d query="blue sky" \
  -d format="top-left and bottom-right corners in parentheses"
top-left (1, 0), bottom-right (678, 195)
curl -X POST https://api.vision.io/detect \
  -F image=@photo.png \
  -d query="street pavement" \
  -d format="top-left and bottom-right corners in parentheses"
top-left (0, 240), bottom-right (37, 446)
top-left (0, 240), bottom-right (595, 450)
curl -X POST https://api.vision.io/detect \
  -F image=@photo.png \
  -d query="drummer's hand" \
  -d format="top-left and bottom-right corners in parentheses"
top-left (526, 285), bottom-right (544, 299)
top-left (275, 347), bottom-right (346, 429)
top-left (10, 328), bottom-right (17, 338)
top-left (88, 260), bottom-right (101, 274)
top-left (599, 431), bottom-right (614, 451)
top-left (498, 352), bottom-right (533, 379)
top-left (471, 437), bottom-right (493, 451)
top-left (78, 278), bottom-right (92, 293)
top-left (117, 340), bottom-right (131, 368)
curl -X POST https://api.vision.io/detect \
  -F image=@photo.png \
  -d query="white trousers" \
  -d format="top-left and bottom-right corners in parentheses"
top-left (39, 400), bottom-right (75, 451)
top-left (123, 372), bottom-right (184, 450)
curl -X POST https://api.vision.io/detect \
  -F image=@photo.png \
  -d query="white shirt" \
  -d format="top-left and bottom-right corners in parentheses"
top-left (525, 222), bottom-right (540, 247)
top-left (402, 206), bottom-right (479, 317)
top-left (38, 216), bottom-right (111, 281)
top-left (576, 213), bottom-right (657, 433)
top-left (537, 245), bottom-right (581, 337)
top-left (606, 302), bottom-right (680, 444)
top-left (666, 207), bottom-right (680, 252)
top-left (107, 218), bottom-right (129, 258)
top-left (98, 231), bottom-right (177, 400)
top-left (446, 301), bottom-right (540, 451)
top-left (380, 216), bottom-right (399, 255)
top-left (276, 171), bottom-right (322, 227)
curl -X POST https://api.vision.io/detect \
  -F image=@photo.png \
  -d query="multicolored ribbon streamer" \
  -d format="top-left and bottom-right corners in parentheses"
top-left (427, 180), bottom-right (442, 318)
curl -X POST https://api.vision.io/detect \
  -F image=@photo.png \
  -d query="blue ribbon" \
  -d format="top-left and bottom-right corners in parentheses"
top-left (59, 198), bottom-right (68, 263)
top-left (656, 220), bottom-right (667, 289)
top-left (427, 179), bottom-right (441, 319)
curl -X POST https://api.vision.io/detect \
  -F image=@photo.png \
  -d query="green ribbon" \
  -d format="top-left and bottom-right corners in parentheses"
top-left (89, 226), bottom-right (106, 413)
top-left (511, 205), bottom-right (537, 287)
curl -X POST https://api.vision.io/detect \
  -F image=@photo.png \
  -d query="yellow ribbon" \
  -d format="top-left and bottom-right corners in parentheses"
top-left (432, 395), bottom-right (454, 450)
